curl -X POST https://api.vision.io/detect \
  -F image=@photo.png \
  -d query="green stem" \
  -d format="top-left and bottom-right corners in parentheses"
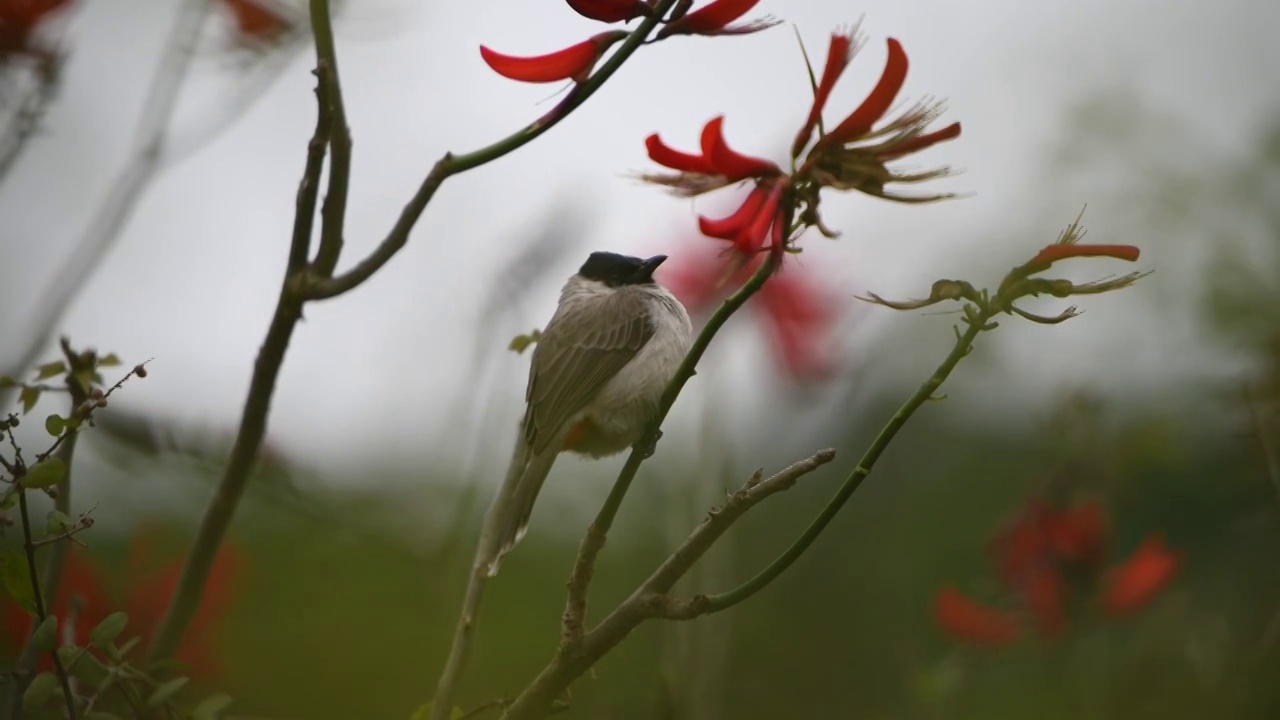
top-left (17, 491), bottom-right (78, 719)
top-left (697, 309), bottom-right (992, 614)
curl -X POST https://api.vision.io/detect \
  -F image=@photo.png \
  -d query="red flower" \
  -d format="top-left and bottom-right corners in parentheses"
top-left (219, 0), bottom-right (292, 47)
top-left (790, 30), bottom-right (860, 159)
top-left (755, 269), bottom-right (840, 379)
top-left (656, 0), bottom-right (778, 39)
top-left (481, 31), bottom-right (628, 84)
top-left (1101, 535), bottom-right (1179, 616)
top-left (566, 0), bottom-right (651, 23)
top-left (933, 586), bottom-right (1020, 647)
top-left (1044, 499), bottom-right (1108, 564)
top-left (646, 116), bottom-right (782, 185)
top-left (1, 536), bottom-right (242, 678)
top-left (793, 36), bottom-right (961, 204)
top-left (698, 180), bottom-right (787, 257)
top-left (940, 496), bottom-right (1177, 647)
top-left (0, 0), bottom-right (72, 62)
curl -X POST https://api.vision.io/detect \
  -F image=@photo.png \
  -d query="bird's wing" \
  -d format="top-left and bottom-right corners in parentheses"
top-left (524, 291), bottom-right (655, 453)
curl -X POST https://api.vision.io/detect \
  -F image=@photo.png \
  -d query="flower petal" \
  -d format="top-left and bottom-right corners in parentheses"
top-left (698, 185), bottom-right (769, 239)
top-left (646, 132), bottom-right (718, 174)
top-left (823, 38), bottom-right (909, 146)
top-left (1102, 535), bottom-right (1179, 616)
top-left (480, 31), bottom-right (627, 84)
top-left (699, 116), bottom-right (781, 180)
top-left (565, 0), bottom-right (650, 23)
top-left (933, 586), bottom-right (1021, 646)
top-left (657, 0), bottom-right (769, 38)
top-left (791, 31), bottom-right (857, 159)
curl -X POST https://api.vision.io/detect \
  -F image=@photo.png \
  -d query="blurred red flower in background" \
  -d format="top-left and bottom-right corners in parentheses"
top-left (1, 534), bottom-right (241, 678)
top-left (0, 0), bottom-right (72, 64)
top-left (219, 0), bottom-right (294, 48)
top-left (659, 239), bottom-right (842, 381)
top-left (934, 496), bottom-right (1179, 646)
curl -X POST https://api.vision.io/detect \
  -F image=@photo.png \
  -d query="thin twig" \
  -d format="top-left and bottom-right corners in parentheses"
top-left (308, 3), bottom-right (351, 278)
top-left (17, 490), bottom-right (78, 718)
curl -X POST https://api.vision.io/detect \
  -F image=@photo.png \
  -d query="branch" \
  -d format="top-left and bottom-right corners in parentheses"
top-left (143, 23), bottom-right (335, 663)
top-left (308, 0), bottom-right (351, 278)
top-left (301, 0), bottom-right (683, 300)
top-left (560, 252), bottom-right (779, 647)
top-left (17, 491), bottom-right (77, 718)
top-left (8, 341), bottom-right (93, 708)
top-left (500, 449), bottom-right (835, 720)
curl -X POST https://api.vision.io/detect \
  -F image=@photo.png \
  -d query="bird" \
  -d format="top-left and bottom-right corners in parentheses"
top-left (486, 251), bottom-right (693, 575)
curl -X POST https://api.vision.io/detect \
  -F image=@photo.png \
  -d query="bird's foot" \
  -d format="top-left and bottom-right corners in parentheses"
top-left (638, 429), bottom-right (663, 459)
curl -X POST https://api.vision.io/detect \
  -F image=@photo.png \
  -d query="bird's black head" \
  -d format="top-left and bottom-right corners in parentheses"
top-left (578, 252), bottom-right (667, 287)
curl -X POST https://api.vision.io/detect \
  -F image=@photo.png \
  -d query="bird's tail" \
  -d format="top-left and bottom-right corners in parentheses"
top-left (484, 437), bottom-right (559, 577)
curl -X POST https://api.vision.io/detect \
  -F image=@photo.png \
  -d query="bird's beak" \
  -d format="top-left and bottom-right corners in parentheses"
top-left (641, 255), bottom-right (668, 272)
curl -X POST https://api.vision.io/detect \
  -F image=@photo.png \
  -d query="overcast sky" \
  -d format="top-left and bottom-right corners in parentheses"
top-left (2, 0), bottom-right (1277, 485)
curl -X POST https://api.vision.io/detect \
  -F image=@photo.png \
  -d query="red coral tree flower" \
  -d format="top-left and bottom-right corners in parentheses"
top-left (0, 0), bottom-right (72, 64)
top-left (936, 496), bottom-right (1179, 647)
top-left (656, 0), bottom-right (779, 39)
top-left (219, 0), bottom-right (293, 48)
top-left (933, 585), bottom-right (1021, 647)
top-left (481, 30), bottom-right (629, 84)
top-left (1, 538), bottom-right (242, 678)
top-left (1101, 534), bottom-right (1180, 616)
top-left (793, 31), bottom-right (962, 213)
top-left (566, 0), bottom-right (652, 23)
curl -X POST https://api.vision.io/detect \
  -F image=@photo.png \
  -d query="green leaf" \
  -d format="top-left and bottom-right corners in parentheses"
top-left (110, 635), bottom-right (141, 660)
top-left (43, 414), bottom-right (64, 437)
top-left (58, 646), bottom-right (110, 686)
top-left (22, 457), bottom-right (66, 490)
top-left (31, 615), bottom-right (57, 653)
top-left (71, 370), bottom-right (94, 397)
top-left (191, 693), bottom-right (233, 720)
top-left (22, 671), bottom-right (57, 709)
top-left (19, 386), bottom-right (41, 414)
top-left (34, 362), bottom-right (66, 381)
top-left (97, 353), bottom-right (122, 367)
top-left (0, 491), bottom-right (18, 510)
top-left (45, 510), bottom-right (73, 535)
top-left (1, 550), bottom-right (36, 614)
top-left (0, 375), bottom-right (15, 388)
top-left (88, 612), bottom-right (128, 649)
top-left (146, 676), bottom-right (189, 708)
top-left (508, 328), bottom-right (542, 355)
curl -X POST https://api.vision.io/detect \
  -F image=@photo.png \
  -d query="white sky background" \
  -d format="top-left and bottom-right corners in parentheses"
top-left (2, 0), bottom-right (1278, 489)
